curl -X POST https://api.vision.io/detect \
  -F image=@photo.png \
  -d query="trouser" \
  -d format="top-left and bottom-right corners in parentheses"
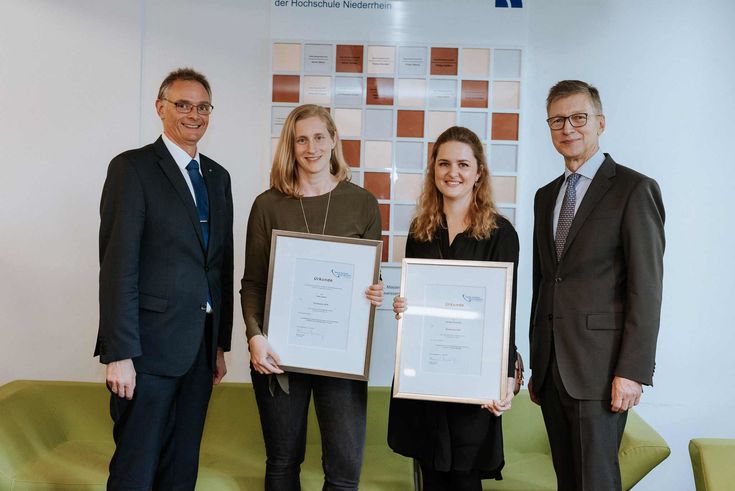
top-left (539, 351), bottom-right (628, 491)
top-left (107, 318), bottom-right (213, 491)
top-left (252, 370), bottom-right (367, 491)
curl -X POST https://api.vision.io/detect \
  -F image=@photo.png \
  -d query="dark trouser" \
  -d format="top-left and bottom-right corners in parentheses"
top-left (420, 465), bottom-right (482, 491)
top-left (107, 319), bottom-right (213, 491)
top-left (539, 353), bottom-right (628, 491)
top-left (251, 370), bottom-right (367, 491)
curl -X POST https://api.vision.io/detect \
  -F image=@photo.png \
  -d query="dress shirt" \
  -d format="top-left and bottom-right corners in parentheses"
top-left (552, 150), bottom-right (605, 236)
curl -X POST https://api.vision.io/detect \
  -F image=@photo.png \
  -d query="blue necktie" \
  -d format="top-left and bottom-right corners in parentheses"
top-left (186, 159), bottom-right (212, 309)
top-left (186, 159), bottom-right (209, 249)
top-left (555, 173), bottom-right (581, 261)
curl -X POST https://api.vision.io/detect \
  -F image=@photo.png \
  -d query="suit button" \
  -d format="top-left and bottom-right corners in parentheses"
top-left (547, 314), bottom-right (553, 321)
top-left (200, 304), bottom-right (207, 311)
top-left (205, 266), bottom-right (209, 272)
top-left (555, 277), bottom-right (562, 283)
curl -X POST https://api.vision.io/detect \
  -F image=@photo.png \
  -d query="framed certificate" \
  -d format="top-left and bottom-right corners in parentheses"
top-left (393, 258), bottom-right (513, 404)
top-left (263, 230), bottom-right (383, 380)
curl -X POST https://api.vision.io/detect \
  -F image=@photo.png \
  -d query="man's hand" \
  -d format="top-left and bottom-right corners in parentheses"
top-left (213, 347), bottom-right (227, 385)
top-left (248, 335), bottom-right (283, 375)
top-left (106, 359), bottom-right (136, 400)
top-left (611, 376), bottom-right (642, 413)
top-left (528, 376), bottom-right (541, 405)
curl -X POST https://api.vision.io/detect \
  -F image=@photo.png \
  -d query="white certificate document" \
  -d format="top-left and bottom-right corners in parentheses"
top-left (421, 285), bottom-right (485, 375)
top-left (289, 258), bottom-right (355, 350)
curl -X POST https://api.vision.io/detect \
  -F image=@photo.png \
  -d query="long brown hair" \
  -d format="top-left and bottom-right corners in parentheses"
top-left (410, 126), bottom-right (499, 242)
top-left (270, 104), bottom-right (351, 197)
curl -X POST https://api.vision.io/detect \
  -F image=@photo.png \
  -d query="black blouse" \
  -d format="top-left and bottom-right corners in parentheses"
top-left (387, 215), bottom-right (519, 476)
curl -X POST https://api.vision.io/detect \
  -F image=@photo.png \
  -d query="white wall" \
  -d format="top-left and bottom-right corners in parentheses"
top-left (1, 1), bottom-right (734, 489)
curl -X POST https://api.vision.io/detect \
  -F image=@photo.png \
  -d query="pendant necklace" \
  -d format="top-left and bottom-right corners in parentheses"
top-left (299, 190), bottom-right (332, 235)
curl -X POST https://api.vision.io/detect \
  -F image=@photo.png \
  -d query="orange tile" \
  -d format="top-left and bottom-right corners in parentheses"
top-left (366, 77), bottom-right (394, 105)
top-left (364, 172), bottom-right (391, 200)
top-left (379, 204), bottom-right (390, 231)
top-left (272, 75), bottom-right (299, 103)
top-left (461, 80), bottom-right (489, 108)
top-left (381, 235), bottom-right (389, 262)
top-left (492, 113), bottom-right (519, 141)
top-left (341, 140), bottom-right (361, 167)
top-left (336, 45), bottom-right (364, 73)
top-left (430, 47), bottom-right (458, 76)
top-left (397, 110), bottom-right (425, 138)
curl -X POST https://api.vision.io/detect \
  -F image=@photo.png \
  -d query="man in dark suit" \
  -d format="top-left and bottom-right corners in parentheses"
top-left (528, 80), bottom-right (665, 491)
top-left (95, 68), bottom-right (233, 490)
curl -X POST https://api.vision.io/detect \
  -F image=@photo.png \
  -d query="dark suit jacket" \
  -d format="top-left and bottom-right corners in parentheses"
top-left (530, 154), bottom-right (665, 400)
top-left (95, 137), bottom-right (233, 376)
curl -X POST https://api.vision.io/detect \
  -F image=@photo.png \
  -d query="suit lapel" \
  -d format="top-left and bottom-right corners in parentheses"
top-left (153, 137), bottom-right (206, 253)
top-left (559, 155), bottom-right (616, 261)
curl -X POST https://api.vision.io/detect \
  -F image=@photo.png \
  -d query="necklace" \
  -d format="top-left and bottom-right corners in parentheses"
top-left (299, 190), bottom-right (332, 235)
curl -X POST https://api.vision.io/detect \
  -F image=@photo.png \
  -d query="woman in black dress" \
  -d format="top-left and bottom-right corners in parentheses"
top-left (388, 126), bottom-right (519, 491)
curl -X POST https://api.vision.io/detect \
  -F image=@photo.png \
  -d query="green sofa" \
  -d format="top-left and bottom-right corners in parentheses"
top-left (0, 381), bottom-right (668, 490)
top-left (689, 438), bottom-right (735, 491)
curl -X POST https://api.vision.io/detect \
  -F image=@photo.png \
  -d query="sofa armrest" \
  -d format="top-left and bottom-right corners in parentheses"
top-left (619, 409), bottom-right (670, 490)
top-left (689, 438), bottom-right (735, 491)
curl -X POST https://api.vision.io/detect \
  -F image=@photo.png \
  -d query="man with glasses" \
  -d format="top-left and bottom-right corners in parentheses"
top-left (528, 80), bottom-right (665, 491)
top-left (95, 67), bottom-right (233, 490)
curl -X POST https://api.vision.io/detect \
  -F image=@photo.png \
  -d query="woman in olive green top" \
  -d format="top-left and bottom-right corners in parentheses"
top-left (240, 104), bottom-right (383, 490)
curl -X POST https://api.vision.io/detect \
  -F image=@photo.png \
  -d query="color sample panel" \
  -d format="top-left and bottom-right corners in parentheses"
top-left (492, 81), bottom-right (520, 109)
top-left (273, 43), bottom-right (301, 72)
top-left (271, 106), bottom-right (293, 136)
top-left (462, 48), bottom-right (490, 77)
top-left (494, 49), bottom-right (521, 78)
top-left (460, 112), bottom-right (488, 140)
top-left (336, 45), bottom-right (364, 73)
top-left (394, 204), bottom-right (416, 231)
top-left (429, 79), bottom-right (457, 108)
top-left (397, 79), bottom-right (426, 107)
top-left (490, 144), bottom-right (517, 172)
top-left (367, 45), bottom-right (395, 74)
top-left (364, 141), bottom-right (392, 169)
top-left (364, 109), bottom-right (393, 138)
top-left (379, 204), bottom-right (390, 231)
top-left (427, 111), bottom-right (457, 140)
top-left (364, 172), bottom-right (391, 199)
top-left (397, 110), bottom-right (424, 138)
top-left (394, 173), bottom-right (423, 202)
top-left (335, 108), bottom-right (362, 137)
top-left (393, 235), bottom-right (408, 262)
top-left (303, 76), bottom-right (332, 105)
top-left (398, 46), bottom-right (427, 76)
top-left (498, 207), bottom-right (516, 226)
top-left (334, 77), bottom-right (363, 106)
top-left (381, 236), bottom-right (389, 262)
top-left (395, 141), bottom-right (424, 169)
top-left (431, 47), bottom-right (458, 76)
top-left (304, 44), bottom-right (333, 74)
top-left (366, 77), bottom-right (394, 105)
top-left (492, 113), bottom-right (519, 141)
top-left (342, 140), bottom-right (361, 167)
top-left (492, 176), bottom-right (516, 204)
top-left (461, 80), bottom-right (489, 108)
top-left (273, 75), bottom-right (300, 103)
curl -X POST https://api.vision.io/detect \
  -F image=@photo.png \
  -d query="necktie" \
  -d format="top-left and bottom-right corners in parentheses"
top-left (555, 173), bottom-right (581, 261)
top-left (186, 159), bottom-right (209, 249)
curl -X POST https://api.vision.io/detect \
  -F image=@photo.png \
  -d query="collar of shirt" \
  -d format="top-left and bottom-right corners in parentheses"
top-left (563, 149), bottom-right (605, 182)
top-left (553, 150), bottom-right (605, 236)
top-left (161, 133), bottom-right (201, 176)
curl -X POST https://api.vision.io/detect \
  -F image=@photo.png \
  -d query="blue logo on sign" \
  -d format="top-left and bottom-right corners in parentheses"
top-left (331, 269), bottom-right (352, 279)
top-left (496, 0), bottom-right (522, 7)
top-left (462, 294), bottom-right (483, 303)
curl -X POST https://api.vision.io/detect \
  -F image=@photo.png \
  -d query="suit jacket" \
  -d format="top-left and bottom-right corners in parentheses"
top-left (95, 137), bottom-right (233, 376)
top-left (530, 154), bottom-right (665, 400)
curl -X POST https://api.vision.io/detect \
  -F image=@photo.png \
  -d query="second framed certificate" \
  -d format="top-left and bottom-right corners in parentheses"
top-left (263, 230), bottom-right (382, 380)
top-left (393, 258), bottom-right (513, 404)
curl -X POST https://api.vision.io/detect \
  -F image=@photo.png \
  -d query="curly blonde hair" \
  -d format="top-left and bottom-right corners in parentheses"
top-left (411, 126), bottom-right (499, 242)
top-left (270, 104), bottom-right (351, 197)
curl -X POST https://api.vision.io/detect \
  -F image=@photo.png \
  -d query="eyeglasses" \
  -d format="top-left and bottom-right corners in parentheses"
top-left (161, 98), bottom-right (214, 115)
top-left (546, 112), bottom-right (600, 130)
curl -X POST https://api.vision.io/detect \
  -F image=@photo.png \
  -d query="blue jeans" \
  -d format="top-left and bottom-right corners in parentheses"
top-left (251, 371), bottom-right (367, 491)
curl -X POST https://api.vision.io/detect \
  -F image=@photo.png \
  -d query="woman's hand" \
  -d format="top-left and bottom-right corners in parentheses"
top-left (481, 377), bottom-right (516, 416)
top-left (393, 296), bottom-right (407, 320)
top-left (365, 282), bottom-right (384, 307)
top-left (248, 334), bottom-right (284, 375)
